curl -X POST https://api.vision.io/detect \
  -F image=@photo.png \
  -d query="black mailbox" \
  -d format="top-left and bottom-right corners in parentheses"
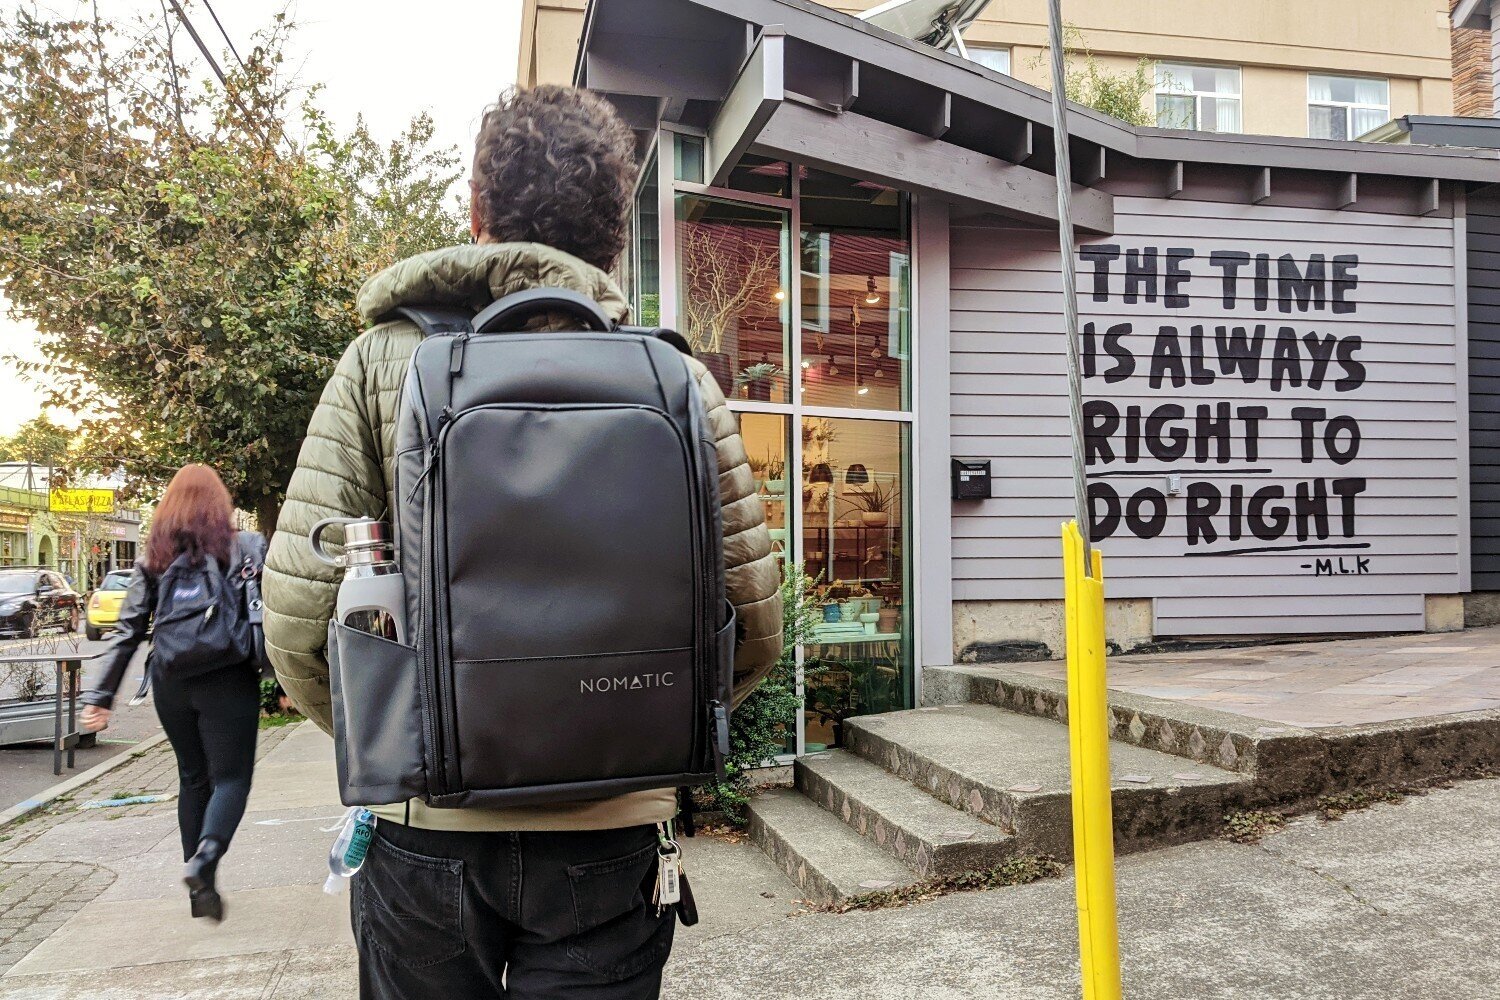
top-left (951, 459), bottom-right (992, 500)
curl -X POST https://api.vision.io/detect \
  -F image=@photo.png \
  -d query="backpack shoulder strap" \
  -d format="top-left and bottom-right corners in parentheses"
top-left (389, 306), bottom-right (475, 339)
top-left (232, 530), bottom-right (266, 578)
top-left (618, 325), bottom-right (694, 357)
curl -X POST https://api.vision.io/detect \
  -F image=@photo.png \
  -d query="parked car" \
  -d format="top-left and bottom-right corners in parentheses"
top-left (85, 569), bottom-right (133, 642)
top-left (0, 568), bottom-right (82, 638)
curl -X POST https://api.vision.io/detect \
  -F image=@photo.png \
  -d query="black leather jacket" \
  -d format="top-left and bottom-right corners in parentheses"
top-left (80, 565), bottom-right (155, 710)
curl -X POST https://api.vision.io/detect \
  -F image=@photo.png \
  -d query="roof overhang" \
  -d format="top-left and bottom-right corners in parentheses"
top-left (579, 0), bottom-right (1500, 225)
top-left (1364, 115), bottom-right (1500, 150)
top-left (1454, 0), bottom-right (1490, 30)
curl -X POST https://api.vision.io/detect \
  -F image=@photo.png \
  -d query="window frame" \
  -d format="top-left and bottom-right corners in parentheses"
top-left (1306, 73), bottom-right (1391, 141)
top-left (1154, 61), bottom-right (1243, 133)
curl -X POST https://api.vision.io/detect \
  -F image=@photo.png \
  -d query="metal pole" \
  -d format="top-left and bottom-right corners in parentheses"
top-left (1047, 0), bottom-right (1092, 564)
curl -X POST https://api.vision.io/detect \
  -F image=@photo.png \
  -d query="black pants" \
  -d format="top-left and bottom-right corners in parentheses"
top-left (151, 664), bottom-right (260, 861)
top-left (354, 821), bottom-right (676, 1000)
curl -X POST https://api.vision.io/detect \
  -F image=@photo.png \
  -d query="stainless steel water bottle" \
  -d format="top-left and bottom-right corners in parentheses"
top-left (309, 517), bottom-right (406, 643)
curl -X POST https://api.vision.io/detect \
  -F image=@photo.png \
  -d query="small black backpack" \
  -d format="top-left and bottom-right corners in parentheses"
top-left (152, 530), bottom-right (269, 677)
top-left (151, 551), bottom-right (244, 676)
top-left (325, 288), bottom-right (734, 809)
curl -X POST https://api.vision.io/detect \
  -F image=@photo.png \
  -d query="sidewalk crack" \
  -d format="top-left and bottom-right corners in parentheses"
top-left (1257, 844), bottom-right (1389, 917)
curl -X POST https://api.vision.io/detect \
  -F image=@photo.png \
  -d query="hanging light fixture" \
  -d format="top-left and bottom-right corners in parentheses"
top-left (827, 354), bottom-right (840, 376)
top-left (809, 463), bottom-right (834, 484)
top-left (864, 275), bottom-right (881, 305)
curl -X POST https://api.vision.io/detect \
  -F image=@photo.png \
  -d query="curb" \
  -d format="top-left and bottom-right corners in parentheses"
top-left (0, 731), bottom-right (172, 830)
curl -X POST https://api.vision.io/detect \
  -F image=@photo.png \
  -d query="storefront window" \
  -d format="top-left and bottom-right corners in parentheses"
top-left (799, 169), bottom-right (912, 411)
top-left (725, 153), bottom-right (790, 197)
top-left (675, 194), bottom-right (791, 402)
top-left (0, 531), bottom-right (24, 567)
top-left (673, 134), bottom-right (705, 184)
top-left (658, 149), bottom-right (917, 757)
top-left (799, 417), bottom-right (911, 750)
top-left (738, 412), bottom-right (797, 755)
top-left (634, 151), bottom-right (661, 326)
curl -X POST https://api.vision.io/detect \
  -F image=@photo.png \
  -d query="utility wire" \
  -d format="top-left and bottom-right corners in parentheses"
top-left (200, 0), bottom-right (246, 74)
top-left (1047, 0), bottom-right (1091, 564)
top-left (164, 0), bottom-right (227, 89)
top-left (163, 0), bottom-right (275, 149)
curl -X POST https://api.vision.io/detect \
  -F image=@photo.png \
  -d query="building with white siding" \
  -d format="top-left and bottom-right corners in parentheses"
top-left (572, 0), bottom-right (1500, 752)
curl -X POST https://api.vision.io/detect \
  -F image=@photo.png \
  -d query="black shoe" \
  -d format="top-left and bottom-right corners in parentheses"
top-left (184, 838), bottom-right (225, 921)
top-left (189, 886), bottom-right (224, 921)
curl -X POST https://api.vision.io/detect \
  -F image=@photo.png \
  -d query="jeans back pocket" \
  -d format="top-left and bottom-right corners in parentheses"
top-left (564, 840), bottom-right (675, 981)
top-left (354, 834), bottom-right (465, 970)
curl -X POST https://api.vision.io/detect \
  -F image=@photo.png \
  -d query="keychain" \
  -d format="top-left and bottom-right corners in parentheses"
top-left (651, 820), bottom-right (699, 925)
top-left (652, 821), bottom-right (682, 912)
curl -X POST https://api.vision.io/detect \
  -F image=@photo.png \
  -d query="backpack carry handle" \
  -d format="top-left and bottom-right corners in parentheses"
top-left (472, 288), bottom-right (613, 335)
top-left (309, 517), bottom-right (360, 567)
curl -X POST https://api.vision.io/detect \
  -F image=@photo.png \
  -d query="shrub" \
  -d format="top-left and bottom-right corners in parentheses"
top-left (697, 562), bottom-right (819, 822)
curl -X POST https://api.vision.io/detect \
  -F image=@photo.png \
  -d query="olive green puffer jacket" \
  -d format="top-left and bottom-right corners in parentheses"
top-left (263, 242), bottom-right (783, 831)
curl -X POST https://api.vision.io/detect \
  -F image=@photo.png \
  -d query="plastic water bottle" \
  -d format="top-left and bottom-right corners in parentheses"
top-left (324, 807), bottom-right (377, 894)
top-left (309, 518), bottom-right (407, 643)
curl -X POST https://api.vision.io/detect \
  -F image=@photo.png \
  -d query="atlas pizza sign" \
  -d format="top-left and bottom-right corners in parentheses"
top-left (48, 489), bottom-right (116, 515)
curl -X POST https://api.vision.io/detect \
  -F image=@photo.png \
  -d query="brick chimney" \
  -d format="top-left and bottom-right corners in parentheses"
top-left (1455, 0), bottom-right (1497, 116)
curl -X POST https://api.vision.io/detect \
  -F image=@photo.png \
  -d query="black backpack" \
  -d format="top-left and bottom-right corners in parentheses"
top-left (326, 288), bottom-right (733, 808)
top-left (152, 549), bottom-right (242, 677)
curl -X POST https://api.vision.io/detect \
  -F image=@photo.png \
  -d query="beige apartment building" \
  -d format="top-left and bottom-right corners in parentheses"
top-left (520, 0), bottom-right (1459, 139)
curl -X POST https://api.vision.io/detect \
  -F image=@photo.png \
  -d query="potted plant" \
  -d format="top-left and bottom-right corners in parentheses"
top-left (747, 454), bottom-right (769, 493)
top-left (803, 656), bottom-right (902, 748)
top-left (848, 481), bottom-right (899, 527)
top-left (764, 459), bottom-right (786, 495)
top-left (734, 362), bottom-right (782, 402)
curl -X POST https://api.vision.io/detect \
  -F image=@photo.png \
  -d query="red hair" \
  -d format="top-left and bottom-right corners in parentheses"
top-left (142, 464), bottom-right (235, 575)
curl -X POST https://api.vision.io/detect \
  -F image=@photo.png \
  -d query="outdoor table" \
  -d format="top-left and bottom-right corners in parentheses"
top-left (0, 650), bottom-right (105, 775)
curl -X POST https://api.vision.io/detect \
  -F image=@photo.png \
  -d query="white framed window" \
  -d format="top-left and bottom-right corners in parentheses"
top-left (1308, 74), bottom-right (1390, 141)
top-left (964, 44), bottom-right (1010, 75)
top-left (1154, 62), bottom-right (1241, 133)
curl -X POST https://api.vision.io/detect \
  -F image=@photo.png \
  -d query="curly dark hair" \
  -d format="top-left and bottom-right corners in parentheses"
top-left (471, 85), bottom-right (639, 270)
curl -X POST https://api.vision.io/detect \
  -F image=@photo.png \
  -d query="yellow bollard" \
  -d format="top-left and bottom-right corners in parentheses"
top-left (1062, 521), bottom-right (1123, 1000)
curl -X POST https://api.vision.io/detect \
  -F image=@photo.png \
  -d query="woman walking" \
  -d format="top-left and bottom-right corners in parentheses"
top-left (79, 464), bottom-right (262, 922)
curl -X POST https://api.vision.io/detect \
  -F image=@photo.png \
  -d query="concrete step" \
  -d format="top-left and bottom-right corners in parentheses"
top-left (845, 704), bottom-right (1252, 859)
top-left (922, 663), bottom-right (1433, 803)
top-left (745, 787), bottom-right (919, 906)
top-left (794, 750), bottom-right (1015, 877)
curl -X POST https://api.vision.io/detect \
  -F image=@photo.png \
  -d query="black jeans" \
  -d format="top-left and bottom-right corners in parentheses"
top-left (354, 821), bottom-right (676, 1000)
top-left (151, 664), bottom-right (260, 860)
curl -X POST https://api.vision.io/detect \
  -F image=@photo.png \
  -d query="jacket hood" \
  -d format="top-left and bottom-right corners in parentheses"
top-left (356, 243), bottom-right (630, 327)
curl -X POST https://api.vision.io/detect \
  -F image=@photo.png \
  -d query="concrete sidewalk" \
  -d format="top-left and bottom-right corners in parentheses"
top-left (0, 720), bottom-right (1494, 998)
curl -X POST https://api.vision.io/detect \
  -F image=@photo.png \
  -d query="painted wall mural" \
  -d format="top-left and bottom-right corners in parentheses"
top-left (948, 197), bottom-right (1463, 636)
top-left (1079, 245), bottom-right (1369, 568)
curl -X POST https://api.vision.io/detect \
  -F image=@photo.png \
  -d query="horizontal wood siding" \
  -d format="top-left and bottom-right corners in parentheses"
top-left (950, 196), bottom-right (1462, 637)
top-left (1469, 187), bottom-right (1500, 590)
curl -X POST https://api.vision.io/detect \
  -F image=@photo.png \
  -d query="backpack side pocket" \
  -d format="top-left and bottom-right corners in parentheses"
top-left (329, 622), bottom-right (426, 805)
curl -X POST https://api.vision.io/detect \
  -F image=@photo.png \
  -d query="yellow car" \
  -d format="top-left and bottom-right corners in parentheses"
top-left (85, 570), bottom-right (132, 641)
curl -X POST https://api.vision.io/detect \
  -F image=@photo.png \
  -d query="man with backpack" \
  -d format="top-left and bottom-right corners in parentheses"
top-left (262, 85), bottom-right (782, 999)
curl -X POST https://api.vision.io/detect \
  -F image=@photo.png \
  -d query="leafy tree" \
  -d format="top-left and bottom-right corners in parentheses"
top-left (1031, 27), bottom-right (1157, 127)
top-left (0, 415), bottom-right (71, 467)
top-left (0, 7), bottom-right (466, 530)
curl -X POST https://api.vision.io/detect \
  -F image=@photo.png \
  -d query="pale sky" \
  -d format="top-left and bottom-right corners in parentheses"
top-left (0, 0), bottom-right (524, 434)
